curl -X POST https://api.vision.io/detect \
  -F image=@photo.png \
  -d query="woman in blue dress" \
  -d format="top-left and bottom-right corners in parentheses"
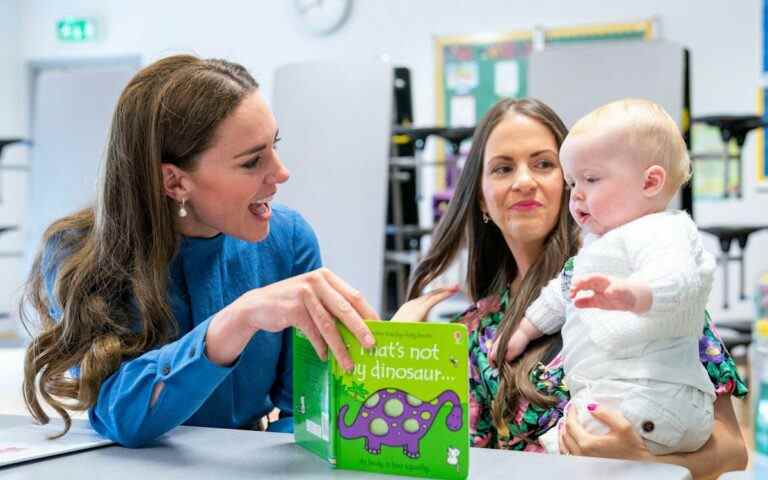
top-left (21, 55), bottom-right (377, 447)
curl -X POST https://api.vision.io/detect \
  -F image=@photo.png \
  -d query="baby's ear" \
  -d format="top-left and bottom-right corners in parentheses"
top-left (642, 165), bottom-right (666, 198)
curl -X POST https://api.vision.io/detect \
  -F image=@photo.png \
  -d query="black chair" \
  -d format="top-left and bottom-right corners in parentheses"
top-left (0, 140), bottom-right (26, 330)
top-left (0, 139), bottom-right (24, 235)
top-left (0, 138), bottom-right (26, 159)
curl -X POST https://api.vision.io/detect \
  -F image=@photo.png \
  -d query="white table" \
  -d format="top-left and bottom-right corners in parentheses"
top-left (0, 415), bottom-right (693, 479)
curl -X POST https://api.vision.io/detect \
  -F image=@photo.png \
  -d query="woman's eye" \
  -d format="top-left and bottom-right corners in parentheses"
top-left (242, 157), bottom-right (260, 169)
top-left (492, 165), bottom-right (512, 175)
top-left (536, 160), bottom-right (554, 169)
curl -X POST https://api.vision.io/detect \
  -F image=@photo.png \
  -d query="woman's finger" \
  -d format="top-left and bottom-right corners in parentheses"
top-left (312, 272), bottom-right (375, 349)
top-left (560, 422), bottom-right (582, 456)
top-left (296, 313), bottom-right (327, 361)
top-left (565, 403), bottom-right (590, 439)
top-left (301, 286), bottom-right (354, 372)
top-left (587, 404), bottom-right (633, 434)
top-left (562, 429), bottom-right (582, 456)
top-left (558, 425), bottom-right (570, 454)
top-left (322, 269), bottom-right (381, 321)
top-left (416, 285), bottom-right (460, 314)
top-left (562, 404), bottom-right (592, 455)
top-left (423, 284), bottom-right (460, 299)
top-left (391, 285), bottom-right (460, 322)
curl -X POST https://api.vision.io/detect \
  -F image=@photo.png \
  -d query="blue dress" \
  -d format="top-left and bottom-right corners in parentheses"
top-left (42, 205), bottom-right (321, 447)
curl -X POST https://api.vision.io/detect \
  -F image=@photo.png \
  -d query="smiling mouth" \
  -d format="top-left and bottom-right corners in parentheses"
top-left (510, 200), bottom-right (542, 211)
top-left (249, 194), bottom-right (275, 218)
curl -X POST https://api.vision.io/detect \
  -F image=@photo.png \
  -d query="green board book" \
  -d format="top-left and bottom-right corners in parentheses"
top-left (293, 320), bottom-right (470, 479)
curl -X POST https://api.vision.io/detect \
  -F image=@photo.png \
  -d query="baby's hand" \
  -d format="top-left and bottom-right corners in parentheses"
top-left (570, 274), bottom-right (645, 312)
top-left (489, 318), bottom-right (540, 367)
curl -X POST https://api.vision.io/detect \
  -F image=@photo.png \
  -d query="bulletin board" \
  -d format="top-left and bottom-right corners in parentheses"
top-left (434, 19), bottom-right (655, 129)
top-left (432, 20), bottom-right (654, 189)
top-left (434, 31), bottom-right (532, 129)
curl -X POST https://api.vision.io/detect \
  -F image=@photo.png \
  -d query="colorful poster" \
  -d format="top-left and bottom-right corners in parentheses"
top-left (494, 61), bottom-right (521, 97)
top-left (445, 62), bottom-right (479, 94)
top-left (436, 33), bottom-right (532, 128)
top-left (449, 96), bottom-right (476, 127)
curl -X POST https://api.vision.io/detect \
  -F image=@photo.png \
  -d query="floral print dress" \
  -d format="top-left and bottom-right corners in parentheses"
top-left (456, 288), bottom-right (748, 452)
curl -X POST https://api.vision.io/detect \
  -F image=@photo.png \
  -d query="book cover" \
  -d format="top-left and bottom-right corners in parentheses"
top-left (0, 421), bottom-right (113, 467)
top-left (294, 320), bottom-right (469, 479)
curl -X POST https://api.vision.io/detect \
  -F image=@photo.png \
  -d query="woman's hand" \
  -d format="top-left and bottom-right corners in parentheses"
top-left (390, 285), bottom-right (460, 323)
top-left (559, 397), bottom-right (747, 480)
top-left (559, 403), bottom-right (653, 461)
top-left (208, 268), bottom-right (379, 371)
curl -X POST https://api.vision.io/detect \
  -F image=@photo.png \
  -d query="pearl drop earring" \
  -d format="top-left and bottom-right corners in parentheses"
top-left (178, 199), bottom-right (188, 218)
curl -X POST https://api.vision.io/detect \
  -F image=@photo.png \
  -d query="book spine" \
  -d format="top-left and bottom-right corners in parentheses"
top-left (292, 329), bottom-right (333, 461)
top-left (328, 355), bottom-right (338, 466)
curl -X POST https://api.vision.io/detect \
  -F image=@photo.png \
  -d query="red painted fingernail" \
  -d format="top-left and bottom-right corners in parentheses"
top-left (587, 403), bottom-right (598, 412)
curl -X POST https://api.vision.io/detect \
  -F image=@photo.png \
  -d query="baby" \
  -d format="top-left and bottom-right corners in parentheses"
top-left (500, 98), bottom-right (716, 455)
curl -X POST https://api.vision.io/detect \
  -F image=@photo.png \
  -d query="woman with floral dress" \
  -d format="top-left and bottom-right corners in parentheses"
top-left (394, 98), bottom-right (747, 479)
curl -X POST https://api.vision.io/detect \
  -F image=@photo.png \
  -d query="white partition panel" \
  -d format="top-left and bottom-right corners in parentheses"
top-left (15, 63), bottom-right (136, 340)
top-left (27, 67), bottom-right (135, 256)
top-left (529, 40), bottom-right (684, 129)
top-left (272, 62), bottom-right (392, 315)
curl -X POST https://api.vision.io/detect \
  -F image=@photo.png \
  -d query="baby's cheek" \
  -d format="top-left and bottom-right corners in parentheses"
top-left (568, 200), bottom-right (578, 218)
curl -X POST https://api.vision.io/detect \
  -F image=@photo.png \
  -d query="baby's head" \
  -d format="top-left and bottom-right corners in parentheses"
top-left (560, 98), bottom-right (690, 236)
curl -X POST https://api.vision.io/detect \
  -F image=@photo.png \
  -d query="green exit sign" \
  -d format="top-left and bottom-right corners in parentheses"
top-left (56, 17), bottom-right (97, 42)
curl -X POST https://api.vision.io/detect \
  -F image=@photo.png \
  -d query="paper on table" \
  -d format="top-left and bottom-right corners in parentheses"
top-left (0, 422), bottom-right (113, 467)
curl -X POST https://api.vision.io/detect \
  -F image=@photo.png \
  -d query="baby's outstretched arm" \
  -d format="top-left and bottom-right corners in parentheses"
top-left (570, 273), bottom-right (652, 314)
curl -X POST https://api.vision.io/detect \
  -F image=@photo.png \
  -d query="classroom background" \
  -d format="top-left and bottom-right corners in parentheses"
top-left (1, 1), bottom-right (767, 478)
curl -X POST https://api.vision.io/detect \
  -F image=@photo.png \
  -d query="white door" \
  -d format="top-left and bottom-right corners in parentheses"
top-left (17, 60), bottom-right (137, 337)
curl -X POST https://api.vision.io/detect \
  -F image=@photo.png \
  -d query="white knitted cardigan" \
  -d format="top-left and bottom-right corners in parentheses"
top-left (527, 210), bottom-right (716, 352)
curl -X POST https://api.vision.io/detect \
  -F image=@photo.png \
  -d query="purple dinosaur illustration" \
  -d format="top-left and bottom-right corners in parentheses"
top-left (337, 388), bottom-right (463, 458)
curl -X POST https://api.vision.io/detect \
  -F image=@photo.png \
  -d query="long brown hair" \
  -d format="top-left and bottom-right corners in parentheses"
top-left (21, 55), bottom-right (258, 436)
top-left (407, 98), bottom-right (580, 433)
